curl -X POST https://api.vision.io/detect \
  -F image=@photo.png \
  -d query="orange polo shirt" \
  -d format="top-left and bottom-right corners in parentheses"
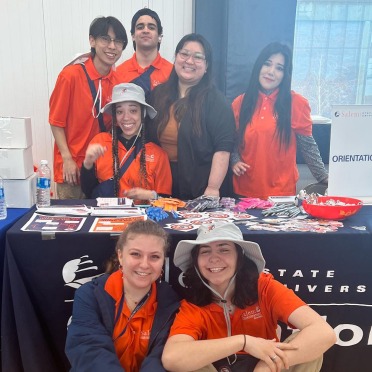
top-left (105, 270), bottom-right (157, 371)
top-left (169, 273), bottom-right (305, 347)
top-left (49, 57), bottom-right (119, 183)
top-left (232, 90), bottom-right (312, 199)
top-left (116, 52), bottom-right (173, 89)
top-left (90, 132), bottom-right (172, 196)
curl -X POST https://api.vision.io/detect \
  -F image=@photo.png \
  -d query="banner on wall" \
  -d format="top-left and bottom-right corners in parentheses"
top-left (328, 105), bottom-right (372, 201)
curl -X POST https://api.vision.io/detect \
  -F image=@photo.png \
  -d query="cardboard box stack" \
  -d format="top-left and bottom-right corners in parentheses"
top-left (0, 117), bottom-right (36, 208)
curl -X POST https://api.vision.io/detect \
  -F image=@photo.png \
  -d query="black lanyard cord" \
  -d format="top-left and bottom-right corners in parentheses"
top-left (113, 287), bottom-right (152, 342)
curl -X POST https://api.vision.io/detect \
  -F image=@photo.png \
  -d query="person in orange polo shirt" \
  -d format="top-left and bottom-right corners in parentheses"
top-left (162, 223), bottom-right (336, 372)
top-left (66, 220), bottom-right (179, 371)
top-left (80, 83), bottom-right (172, 199)
top-left (231, 42), bottom-right (328, 200)
top-left (49, 16), bottom-right (127, 199)
top-left (116, 8), bottom-right (172, 95)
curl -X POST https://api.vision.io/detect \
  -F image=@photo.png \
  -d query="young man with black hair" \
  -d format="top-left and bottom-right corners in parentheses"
top-left (116, 8), bottom-right (172, 95)
top-left (49, 16), bottom-right (127, 199)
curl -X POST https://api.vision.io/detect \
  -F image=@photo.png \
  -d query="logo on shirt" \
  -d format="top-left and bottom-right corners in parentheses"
top-left (145, 154), bottom-right (155, 162)
top-left (140, 330), bottom-right (150, 340)
top-left (241, 306), bottom-right (262, 321)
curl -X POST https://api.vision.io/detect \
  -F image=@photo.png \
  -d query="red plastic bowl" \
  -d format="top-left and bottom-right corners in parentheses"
top-left (302, 196), bottom-right (363, 220)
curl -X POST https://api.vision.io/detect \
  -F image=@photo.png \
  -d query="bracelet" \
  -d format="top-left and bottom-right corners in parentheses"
top-left (242, 334), bottom-right (246, 351)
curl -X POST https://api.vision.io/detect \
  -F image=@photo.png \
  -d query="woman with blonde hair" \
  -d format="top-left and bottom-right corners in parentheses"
top-left (66, 220), bottom-right (179, 371)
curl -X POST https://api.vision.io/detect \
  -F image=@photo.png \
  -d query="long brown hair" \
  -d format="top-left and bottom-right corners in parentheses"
top-left (182, 244), bottom-right (259, 308)
top-left (238, 42), bottom-right (293, 149)
top-left (149, 33), bottom-right (214, 139)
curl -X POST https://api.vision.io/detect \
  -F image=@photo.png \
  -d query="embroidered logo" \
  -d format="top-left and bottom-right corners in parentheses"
top-left (140, 330), bottom-right (150, 340)
top-left (241, 306), bottom-right (262, 321)
top-left (145, 154), bottom-right (155, 162)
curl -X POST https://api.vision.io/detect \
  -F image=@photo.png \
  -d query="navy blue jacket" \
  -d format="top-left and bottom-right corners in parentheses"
top-left (65, 274), bottom-right (180, 371)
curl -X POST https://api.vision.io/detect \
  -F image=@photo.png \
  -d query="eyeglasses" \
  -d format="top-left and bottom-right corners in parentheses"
top-left (178, 49), bottom-right (206, 64)
top-left (98, 35), bottom-right (125, 49)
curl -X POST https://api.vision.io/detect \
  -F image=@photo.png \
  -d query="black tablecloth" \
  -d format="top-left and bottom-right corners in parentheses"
top-left (2, 202), bottom-right (372, 372)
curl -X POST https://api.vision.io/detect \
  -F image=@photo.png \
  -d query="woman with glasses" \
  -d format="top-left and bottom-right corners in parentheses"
top-left (162, 223), bottom-right (336, 372)
top-left (231, 42), bottom-right (328, 200)
top-left (66, 220), bottom-right (180, 371)
top-left (147, 33), bottom-right (235, 200)
top-left (49, 16), bottom-right (128, 199)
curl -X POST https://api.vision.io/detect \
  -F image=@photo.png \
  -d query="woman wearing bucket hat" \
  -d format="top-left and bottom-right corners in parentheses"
top-left (162, 222), bottom-right (336, 372)
top-left (80, 82), bottom-right (172, 199)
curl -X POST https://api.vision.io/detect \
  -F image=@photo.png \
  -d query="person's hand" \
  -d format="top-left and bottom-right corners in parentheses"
top-left (124, 187), bottom-right (154, 200)
top-left (232, 161), bottom-right (250, 176)
top-left (63, 158), bottom-right (80, 185)
top-left (83, 144), bottom-right (107, 170)
top-left (244, 336), bottom-right (298, 372)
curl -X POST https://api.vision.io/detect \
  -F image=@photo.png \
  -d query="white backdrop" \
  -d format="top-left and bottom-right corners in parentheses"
top-left (0, 0), bottom-right (193, 194)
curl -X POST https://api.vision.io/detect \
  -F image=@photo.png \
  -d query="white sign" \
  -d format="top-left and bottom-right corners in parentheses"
top-left (328, 105), bottom-right (372, 201)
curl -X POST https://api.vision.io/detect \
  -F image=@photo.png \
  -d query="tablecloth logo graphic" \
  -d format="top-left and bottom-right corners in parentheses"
top-left (63, 255), bottom-right (100, 302)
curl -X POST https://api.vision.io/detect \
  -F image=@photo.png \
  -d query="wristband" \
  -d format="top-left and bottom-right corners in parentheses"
top-left (242, 334), bottom-right (246, 351)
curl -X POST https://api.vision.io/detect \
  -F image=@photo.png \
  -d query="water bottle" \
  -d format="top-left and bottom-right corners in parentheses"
top-left (36, 160), bottom-right (51, 208)
top-left (0, 176), bottom-right (7, 220)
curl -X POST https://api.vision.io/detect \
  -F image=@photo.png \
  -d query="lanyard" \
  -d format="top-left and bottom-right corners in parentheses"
top-left (113, 286), bottom-right (152, 342)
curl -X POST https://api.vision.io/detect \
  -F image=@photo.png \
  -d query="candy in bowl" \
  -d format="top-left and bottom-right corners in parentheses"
top-left (302, 196), bottom-right (363, 220)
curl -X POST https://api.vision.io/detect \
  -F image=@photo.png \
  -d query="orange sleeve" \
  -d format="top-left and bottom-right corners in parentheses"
top-left (258, 273), bottom-right (306, 325)
top-left (168, 300), bottom-right (205, 340)
top-left (291, 92), bottom-right (312, 136)
top-left (49, 72), bottom-right (72, 127)
top-left (231, 94), bottom-right (244, 130)
top-left (152, 146), bottom-right (172, 195)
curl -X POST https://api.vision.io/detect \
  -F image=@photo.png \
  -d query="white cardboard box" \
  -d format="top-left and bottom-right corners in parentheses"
top-left (0, 117), bottom-right (32, 148)
top-left (3, 172), bottom-right (36, 208)
top-left (0, 147), bottom-right (34, 179)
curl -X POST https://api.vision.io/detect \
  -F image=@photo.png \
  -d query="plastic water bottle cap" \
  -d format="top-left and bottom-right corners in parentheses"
top-left (41, 160), bottom-right (48, 165)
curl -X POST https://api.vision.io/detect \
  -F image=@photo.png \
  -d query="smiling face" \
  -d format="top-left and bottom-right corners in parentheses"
top-left (118, 233), bottom-right (165, 292)
top-left (132, 15), bottom-right (160, 51)
top-left (174, 41), bottom-right (207, 88)
top-left (258, 53), bottom-right (285, 91)
top-left (197, 241), bottom-right (238, 294)
top-left (90, 26), bottom-right (123, 75)
top-left (115, 101), bottom-right (142, 139)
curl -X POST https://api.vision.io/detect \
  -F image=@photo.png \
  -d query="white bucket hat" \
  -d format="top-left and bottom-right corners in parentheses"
top-left (174, 222), bottom-right (265, 273)
top-left (101, 83), bottom-right (157, 119)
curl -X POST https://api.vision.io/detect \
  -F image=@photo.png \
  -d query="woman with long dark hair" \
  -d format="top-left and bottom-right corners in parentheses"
top-left (147, 33), bottom-right (235, 200)
top-left (162, 223), bottom-right (336, 372)
top-left (81, 83), bottom-right (171, 200)
top-left (231, 42), bottom-right (328, 200)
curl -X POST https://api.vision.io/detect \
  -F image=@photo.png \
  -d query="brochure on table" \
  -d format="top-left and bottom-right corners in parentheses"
top-left (328, 105), bottom-right (372, 204)
top-left (21, 214), bottom-right (86, 232)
